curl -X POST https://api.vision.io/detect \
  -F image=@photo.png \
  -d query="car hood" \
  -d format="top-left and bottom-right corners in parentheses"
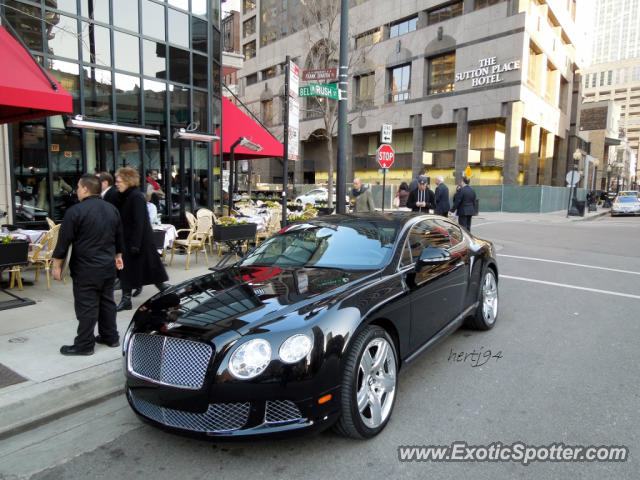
top-left (134, 265), bottom-right (374, 340)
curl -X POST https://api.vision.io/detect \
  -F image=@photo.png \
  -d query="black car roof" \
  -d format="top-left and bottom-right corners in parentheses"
top-left (305, 212), bottom-right (427, 228)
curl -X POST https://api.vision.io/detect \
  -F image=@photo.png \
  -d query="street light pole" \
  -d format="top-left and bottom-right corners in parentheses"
top-left (335, 0), bottom-right (349, 214)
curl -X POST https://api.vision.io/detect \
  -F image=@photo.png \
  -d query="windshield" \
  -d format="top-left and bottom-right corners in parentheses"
top-left (240, 220), bottom-right (399, 270)
top-left (616, 196), bottom-right (638, 203)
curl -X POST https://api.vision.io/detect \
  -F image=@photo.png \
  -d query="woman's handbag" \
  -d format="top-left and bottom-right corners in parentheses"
top-left (392, 194), bottom-right (400, 208)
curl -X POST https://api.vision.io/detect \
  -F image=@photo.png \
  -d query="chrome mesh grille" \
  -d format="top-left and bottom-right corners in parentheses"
top-left (130, 391), bottom-right (250, 432)
top-left (265, 400), bottom-right (302, 424)
top-left (128, 333), bottom-right (213, 389)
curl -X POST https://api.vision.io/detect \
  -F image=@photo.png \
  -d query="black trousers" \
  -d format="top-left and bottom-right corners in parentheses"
top-left (72, 275), bottom-right (119, 349)
top-left (458, 215), bottom-right (472, 231)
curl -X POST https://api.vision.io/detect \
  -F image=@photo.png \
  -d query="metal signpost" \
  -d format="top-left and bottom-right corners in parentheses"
top-left (566, 169), bottom-right (580, 217)
top-left (376, 144), bottom-right (395, 212)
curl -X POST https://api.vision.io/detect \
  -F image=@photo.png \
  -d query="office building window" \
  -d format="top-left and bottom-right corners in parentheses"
top-left (427, 1), bottom-right (463, 25)
top-left (243, 17), bottom-right (256, 38)
top-left (243, 40), bottom-right (256, 60)
top-left (600, 71), bottom-right (605, 86)
top-left (608, 70), bottom-right (612, 85)
top-left (355, 73), bottom-right (375, 108)
top-left (428, 52), bottom-right (455, 95)
top-left (262, 66), bottom-right (277, 80)
top-left (475, 0), bottom-right (507, 9)
top-left (390, 16), bottom-right (417, 38)
top-left (591, 73), bottom-right (597, 88)
top-left (245, 73), bottom-right (258, 86)
top-left (355, 28), bottom-right (382, 49)
top-left (243, 0), bottom-right (256, 14)
top-left (389, 64), bottom-right (411, 102)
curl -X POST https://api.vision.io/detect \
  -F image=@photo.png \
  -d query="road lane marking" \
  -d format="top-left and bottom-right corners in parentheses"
top-left (498, 254), bottom-right (640, 276)
top-left (501, 275), bottom-right (640, 300)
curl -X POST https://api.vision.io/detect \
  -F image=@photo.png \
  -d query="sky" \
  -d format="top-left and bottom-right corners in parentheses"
top-left (223, 0), bottom-right (240, 14)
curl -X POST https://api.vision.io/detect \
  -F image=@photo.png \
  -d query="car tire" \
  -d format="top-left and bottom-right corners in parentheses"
top-left (468, 267), bottom-right (498, 330)
top-left (334, 326), bottom-right (398, 439)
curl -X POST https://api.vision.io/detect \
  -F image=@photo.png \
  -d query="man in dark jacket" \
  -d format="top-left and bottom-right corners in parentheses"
top-left (450, 177), bottom-right (477, 231)
top-left (434, 175), bottom-right (450, 216)
top-left (407, 176), bottom-right (435, 213)
top-left (98, 172), bottom-right (120, 207)
top-left (350, 178), bottom-right (376, 212)
top-left (52, 174), bottom-right (124, 355)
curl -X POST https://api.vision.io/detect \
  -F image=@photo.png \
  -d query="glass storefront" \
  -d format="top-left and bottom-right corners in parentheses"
top-left (3, 0), bottom-right (222, 225)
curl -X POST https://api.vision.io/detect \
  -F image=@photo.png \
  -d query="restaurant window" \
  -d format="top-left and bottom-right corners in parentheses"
top-left (168, 8), bottom-right (190, 48)
top-left (475, 0), bottom-right (507, 9)
top-left (86, 130), bottom-right (114, 174)
top-left (169, 46), bottom-right (190, 84)
top-left (83, 66), bottom-right (113, 120)
top-left (12, 122), bottom-right (48, 223)
top-left (194, 142), bottom-right (209, 207)
top-left (142, 0), bottom-right (166, 41)
top-left (244, 17), bottom-right (256, 38)
top-left (117, 134), bottom-right (141, 172)
top-left (389, 16), bottom-right (417, 38)
top-left (143, 39), bottom-right (167, 79)
top-left (113, 0), bottom-right (139, 32)
top-left (81, 0), bottom-right (110, 23)
top-left (243, 40), bottom-right (256, 60)
top-left (193, 54), bottom-right (208, 88)
top-left (81, 22), bottom-right (111, 67)
top-left (192, 17), bottom-right (208, 53)
top-left (143, 79), bottom-right (167, 126)
top-left (356, 73), bottom-right (375, 108)
top-left (47, 14), bottom-right (79, 61)
top-left (427, 2), bottom-right (463, 25)
top-left (114, 73), bottom-right (141, 124)
top-left (5, 2), bottom-right (44, 52)
top-left (50, 128), bottom-right (83, 221)
top-left (170, 85), bottom-right (190, 127)
top-left (243, 0), bottom-right (256, 14)
top-left (427, 52), bottom-right (455, 95)
top-left (389, 64), bottom-right (411, 102)
top-left (193, 90), bottom-right (208, 132)
top-left (355, 28), bottom-right (382, 49)
top-left (114, 31), bottom-right (140, 73)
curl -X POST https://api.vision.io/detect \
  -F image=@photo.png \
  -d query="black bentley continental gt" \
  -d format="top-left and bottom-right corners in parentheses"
top-left (124, 213), bottom-right (499, 439)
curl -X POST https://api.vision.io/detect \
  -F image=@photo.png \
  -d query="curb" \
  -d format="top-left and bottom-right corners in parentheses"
top-left (0, 359), bottom-right (124, 439)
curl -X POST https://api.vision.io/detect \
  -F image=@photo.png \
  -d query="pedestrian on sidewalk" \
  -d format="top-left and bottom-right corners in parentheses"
top-left (52, 174), bottom-right (124, 356)
top-left (115, 168), bottom-right (169, 311)
top-left (409, 168), bottom-right (426, 193)
top-left (434, 176), bottom-right (450, 216)
top-left (407, 176), bottom-right (435, 213)
top-left (450, 177), bottom-right (477, 231)
top-left (350, 178), bottom-right (376, 212)
top-left (98, 171), bottom-right (120, 208)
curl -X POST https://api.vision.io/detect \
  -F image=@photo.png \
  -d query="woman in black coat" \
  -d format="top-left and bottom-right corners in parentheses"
top-left (115, 168), bottom-right (169, 311)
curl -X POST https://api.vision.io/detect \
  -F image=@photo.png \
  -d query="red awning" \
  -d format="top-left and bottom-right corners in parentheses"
top-left (214, 97), bottom-right (284, 160)
top-left (0, 25), bottom-right (73, 124)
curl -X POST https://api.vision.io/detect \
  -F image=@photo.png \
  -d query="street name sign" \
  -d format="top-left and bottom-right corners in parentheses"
top-left (376, 144), bottom-right (395, 169)
top-left (298, 82), bottom-right (339, 100)
top-left (302, 68), bottom-right (337, 81)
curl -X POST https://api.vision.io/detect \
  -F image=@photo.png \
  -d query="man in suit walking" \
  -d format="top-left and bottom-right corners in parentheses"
top-left (434, 176), bottom-right (450, 216)
top-left (450, 177), bottom-right (477, 231)
top-left (98, 172), bottom-right (120, 207)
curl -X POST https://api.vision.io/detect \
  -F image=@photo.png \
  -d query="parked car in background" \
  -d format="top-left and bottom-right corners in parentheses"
top-left (617, 190), bottom-right (639, 198)
top-left (295, 188), bottom-right (349, 205)
top-left (611, 195), bottom-right (640, 216)
top-left (124, 213), bottom-right (499, 439)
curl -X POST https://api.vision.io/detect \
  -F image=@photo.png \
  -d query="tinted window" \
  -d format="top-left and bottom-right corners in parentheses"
top-left (406, 219), bottom-right (457, 261)
top-left (113, 0), bottom-right (138, 32)
top-left (48, 14), bottom-right (79, 60)
top-left (82, 22), bottom-right (111, 66)
top-left (114, 31), bottom-right (140, 72)
top-left (81, 0), bottom-right (110, 23)
top-left (143, 39), bottom-right (167, 78)
top-left (142, 0), bottom-right (166, 40)
top-left (168, 8), bottom-right (189, 48)
top-left (241, 221), bottom-right (399, 270)
top-left (192, 17), bottom-right (208, 53)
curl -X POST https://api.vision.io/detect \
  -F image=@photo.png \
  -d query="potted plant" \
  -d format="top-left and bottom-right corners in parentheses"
top-left (213, 219), bottom-right (257, 241)
top-left (0, 237), bottom-right (30, 269)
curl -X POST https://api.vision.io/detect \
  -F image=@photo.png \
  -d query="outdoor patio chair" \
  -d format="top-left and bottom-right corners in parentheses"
top-left (26, 224), bottom-right (62, 290)
top-left (169, 214), bottom-right (211, 270)
top-left (255, 211), bottom-right (282, 246)
top-left (46, 217), bottom-right (56, 229)
top-left (196, 208), bottom-right (218, 255)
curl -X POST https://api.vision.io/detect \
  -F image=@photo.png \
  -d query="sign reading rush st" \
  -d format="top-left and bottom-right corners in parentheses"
top-left (376, 144), bottom-right (395, 169)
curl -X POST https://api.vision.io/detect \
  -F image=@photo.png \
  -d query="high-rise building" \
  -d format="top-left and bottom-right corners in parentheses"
top-left (236, 0), bottom-right (590, 191)
top-left (582, 0), bottom-right (640, 189)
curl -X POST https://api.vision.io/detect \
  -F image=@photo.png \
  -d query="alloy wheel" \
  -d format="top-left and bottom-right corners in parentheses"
top-left (356, 338), bottom-right (397, 429)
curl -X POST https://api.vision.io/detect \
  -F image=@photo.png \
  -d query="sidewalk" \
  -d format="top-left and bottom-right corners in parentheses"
top-left (0, 251), bottom-right (219, 438)
top-left (0, 208), bottom-right (609, 438)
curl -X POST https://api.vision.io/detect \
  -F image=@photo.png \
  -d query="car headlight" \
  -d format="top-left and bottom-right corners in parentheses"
top-left (279, 334), bottom-right (313, 363)
top-left (229, 339), bottom-right (272, 379)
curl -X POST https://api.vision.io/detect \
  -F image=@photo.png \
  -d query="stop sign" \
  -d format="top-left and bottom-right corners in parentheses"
top-left (376, 144), bottom-right (395, 169)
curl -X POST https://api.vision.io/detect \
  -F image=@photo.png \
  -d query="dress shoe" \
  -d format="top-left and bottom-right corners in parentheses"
top-left (95, 335), bottom-right (120, 348)
top-left (132, 287), bottom-right (143, 297)
top-left (156, 282), bottom-right (170, 292)
top-left (117, 295), bottom-right (132, 311)
top-left (60, 345), bottom-right (94, 356)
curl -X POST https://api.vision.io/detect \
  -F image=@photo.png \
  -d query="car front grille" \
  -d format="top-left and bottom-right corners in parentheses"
top-left (130, 391), bottom-right (250, 433)
top-left (128, 333), bottom-right (213, 389)
top-left (265, 400), bottom-right (303, 424)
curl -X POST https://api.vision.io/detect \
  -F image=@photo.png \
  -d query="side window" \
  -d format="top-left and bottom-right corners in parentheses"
top-left (400, 219), bottom-right (463, 269)
top-left (400, 236), bottom-right (413, 267)
top-left (437, 219), bottom-right (463, 245)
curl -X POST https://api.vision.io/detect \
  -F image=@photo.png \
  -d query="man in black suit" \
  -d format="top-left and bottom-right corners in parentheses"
top-left (434, 176), bottom-right (450, 216)
top-left (450, 177), bottom-right (477, 231)
top-left (407, 176), bottom-right (435, 213)
top-left (52, 174), bottom-right (124, 355)
top-left (98, 172), bottom-right (120, 207)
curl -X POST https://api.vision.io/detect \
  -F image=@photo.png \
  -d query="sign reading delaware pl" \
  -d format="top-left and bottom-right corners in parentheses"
top-left (455, 56), bottom-right (521, 87)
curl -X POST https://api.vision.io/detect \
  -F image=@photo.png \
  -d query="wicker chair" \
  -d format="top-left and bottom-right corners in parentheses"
top-left (27, 224), bottom-right (62, 290)
top-left (196, 208), bottom-right (217, 255)
top-left (169, 214), bottom-right (211, 270)
top-left (46, 217), bottom-right (56, 229)
top-left (255, 212), bottom-right (282, 246)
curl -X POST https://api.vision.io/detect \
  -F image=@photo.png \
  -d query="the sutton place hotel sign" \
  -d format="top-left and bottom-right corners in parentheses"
top-left (455, 56), bottom-right (521, 87)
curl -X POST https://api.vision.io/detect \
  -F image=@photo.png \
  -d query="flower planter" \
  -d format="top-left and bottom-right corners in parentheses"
top-left (0, 240), bottom-right (30, 269)
top-left (213, 223), bottom-right (257, 242)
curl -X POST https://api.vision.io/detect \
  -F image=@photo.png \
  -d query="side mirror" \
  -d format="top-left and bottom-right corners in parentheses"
top-left (416, 247), bottom-right (451, 272)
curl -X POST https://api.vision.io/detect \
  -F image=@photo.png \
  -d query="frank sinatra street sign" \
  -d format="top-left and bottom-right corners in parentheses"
top-left (302, 68), bottom-right (337, 81)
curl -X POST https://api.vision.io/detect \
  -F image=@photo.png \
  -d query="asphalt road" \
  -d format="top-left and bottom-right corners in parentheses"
top-left (2, 214), bottom-right (639, 480)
